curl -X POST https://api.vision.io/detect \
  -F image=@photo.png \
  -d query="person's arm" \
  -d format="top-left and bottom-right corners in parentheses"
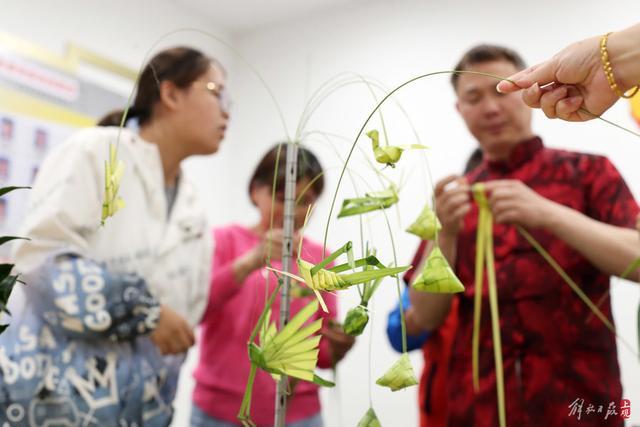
top-left (302, 243), bottom-right (355, 368)
top-left (204, 234), bottom-right (259, 316)
top-left (410, 175), bottom-right (470, 330)
top-left (36, 254), bottom-right (161, 341)
top-left (317, 254), bottom-right (355, 368)
top-left (542, 203), bottom-right (639, 277)
top-left (497, 23), bottom-right (640, 121)
top-left (409, 236), bottom-right (456, 331)
top-left (607, 25), bottom-right (640, 92)
top-left (386, 288), bottom-right (430, 353)
top-left (231, 249), bottom-right (262, 283)
top-left (317, 293), bottom-right (355, 368)
top-left (485, 157), bottom-right (640, 279)
top-left (204, 228), bottom-right (290, 317)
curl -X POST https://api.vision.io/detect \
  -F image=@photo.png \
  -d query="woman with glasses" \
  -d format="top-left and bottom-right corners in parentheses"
top-left (191, 144), bottom-right (355, 427)
top-left (0, 46), bottom-right (228, 426)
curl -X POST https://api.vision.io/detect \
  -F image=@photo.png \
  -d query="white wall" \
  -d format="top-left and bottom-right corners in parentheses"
top-left (226, 1), bottom-right (640, 426)
top-left (2, 1), bottom-right (639, 426)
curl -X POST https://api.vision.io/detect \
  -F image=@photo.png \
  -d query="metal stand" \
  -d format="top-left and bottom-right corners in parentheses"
top-left (274, 142), bottom-right (299, 427)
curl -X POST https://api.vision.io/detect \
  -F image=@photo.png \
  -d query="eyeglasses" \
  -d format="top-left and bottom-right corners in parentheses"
top-left (197, 81), bottom-right (232, 114)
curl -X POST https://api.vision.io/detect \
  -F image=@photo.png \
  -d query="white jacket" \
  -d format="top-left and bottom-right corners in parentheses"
top-left (12, 126), bottom-right (212, 327)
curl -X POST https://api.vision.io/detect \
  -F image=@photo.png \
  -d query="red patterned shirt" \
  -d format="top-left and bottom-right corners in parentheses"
top-left (448, 137), bottom-right (638, 427)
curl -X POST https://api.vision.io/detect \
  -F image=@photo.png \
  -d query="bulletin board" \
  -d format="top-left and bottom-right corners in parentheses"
top-left (0, 32), bottom-right (136, 258)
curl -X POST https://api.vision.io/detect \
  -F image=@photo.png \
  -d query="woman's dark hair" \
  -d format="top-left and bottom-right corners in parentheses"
top-left (96, 110), bottom-right (126, 127)
top-left (97, 46), bottom-right (220, 127)
top-left (249, 143), bottom-right (325, 201)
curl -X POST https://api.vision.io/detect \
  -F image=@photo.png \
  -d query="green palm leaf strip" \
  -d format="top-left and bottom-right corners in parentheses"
top-left (471, 183), bottom-right (506, 427)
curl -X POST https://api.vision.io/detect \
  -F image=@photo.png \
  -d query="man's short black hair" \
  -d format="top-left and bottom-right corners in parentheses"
top-left (451, 44), bottom-right (526, 90)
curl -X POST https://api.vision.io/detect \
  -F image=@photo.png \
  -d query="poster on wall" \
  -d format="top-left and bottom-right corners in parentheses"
top-left (0, 32), bottom-right (134, 260)
top-left (0, 112), bottom-right (76, 247)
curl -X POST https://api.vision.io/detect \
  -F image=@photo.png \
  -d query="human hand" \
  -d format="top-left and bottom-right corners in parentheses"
top-left (150, 305), bottom-right (195, 355)
top-left (484, 180), bottom-right (556, 229)
top-left (435, 175), bottom-right (471, 237)
top-left (323, 321), bottom-right (355, 364)
top-left (250, 229), bottom-right (300, 266)
top-left (496, 35), bottom-right (617, 121)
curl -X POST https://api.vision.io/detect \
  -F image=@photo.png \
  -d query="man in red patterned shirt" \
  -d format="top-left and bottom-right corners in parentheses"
top-left (409, 45), bottom-right (640, 427)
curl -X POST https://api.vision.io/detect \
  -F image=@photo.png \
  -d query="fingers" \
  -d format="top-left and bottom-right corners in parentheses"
top-left (525, 83), bottom-right (584, 121)
top-left (485, 180), bottom-right (517, 203)
top-left (441, 184), bottom-right (469, 202)
top-left (163, 322), bottom-right (194, 355)
top-left (483, 180), bottom-right (544, 226)
top-left (496, 68), bottom-right (533, 93)
top-left (442, 191), bottom-right (471, 215)
top-left (265, 229), bottom-right (284, 243)
top-left (182, 323), bottom-right (196, 348)
top-left (436, 176), bottom-right (471, 235)
top-left (165, 322), bottom-right (194, 355)
top-left (151, 330), bottom-right (172, 355)
top-left (434, 175), bottom-right (462, 196)
top-left (482, 179), bottom-right (513, 192)
top-left (177, 325), bottom-right (195, 352)
top-left (263, 229), bottom-right (284, 260)
top-left (489, 198), bottom-right (519, 223)
top-left (323, 329), bottom-right (347, 345)
top-left (265, 229), bottom-right (301, 260)
top-left (151, 332), bottom-right (169, 354)
top-left (437, 179), bottom-right (470, 209)
top-left (519, 71), bottom-right (592, 122)
top-left (555, 96), bottom-right (584, 121)
top-left (522, 82), bottom-right (541, 108)
top-left (521, 60), bottom-right (557, 87)
top-left (151, 306), bottom-right (195, 355)
top-left (451, 203), bottom-right (471, 223)
top-left (497, 60), bottom-right (557, 93)
top-left (165, 337), bottom-right (179, 355)
top-left (322, 323), bottom-right (345, 339)
top-left (483, 180), bottom-right (520, 224)
top-left (522, 82), bottom-right (555, 108)
top-left (493, 208), bottom-right (520, 224)
top-left (324, 326), bottom-right (355, 362)
top-left (539, 85), bottom-right (569, 119)
top-left (323, 325), bottom-right (355, 346)
top-left (496, 78), bottom-right (521, 94)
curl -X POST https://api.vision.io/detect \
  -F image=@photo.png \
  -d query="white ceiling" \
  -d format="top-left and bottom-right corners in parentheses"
top-left (173, 0), bottom-right (367, 35)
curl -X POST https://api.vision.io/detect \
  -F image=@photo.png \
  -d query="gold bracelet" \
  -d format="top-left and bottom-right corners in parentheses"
top-left (600, 32), bottom-right (639, 99)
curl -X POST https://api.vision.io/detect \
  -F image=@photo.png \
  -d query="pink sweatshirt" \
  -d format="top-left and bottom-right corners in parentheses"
top-left (193, 225), bottom-right (337, 426)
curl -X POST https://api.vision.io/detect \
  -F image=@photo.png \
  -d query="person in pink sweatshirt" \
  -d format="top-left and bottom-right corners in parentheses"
top-left (192, 144), bottom-right (355, 427)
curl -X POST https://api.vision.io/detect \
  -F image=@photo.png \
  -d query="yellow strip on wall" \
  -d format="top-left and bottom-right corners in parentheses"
top-left (0, 86), bottom-right (95, 127)
top-left (0, 31), bottom-right (136, 80)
